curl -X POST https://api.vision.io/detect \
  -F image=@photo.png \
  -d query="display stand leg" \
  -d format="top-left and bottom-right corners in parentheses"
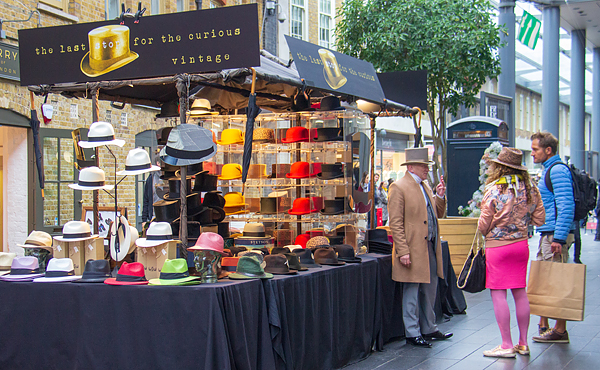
top-left (176, 74), bottom-right (188, 258)
top-left (369, 114), bottom-right (376, 230)
top-left (91, 89), bottom-right (100, 236)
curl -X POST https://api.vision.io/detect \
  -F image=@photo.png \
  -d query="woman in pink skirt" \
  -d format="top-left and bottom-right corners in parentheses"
top-left (478, 147), bottom-right (545, 358)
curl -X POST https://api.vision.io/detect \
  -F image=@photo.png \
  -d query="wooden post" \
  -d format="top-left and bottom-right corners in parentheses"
top-left (176, 75), bottom-right (188, 258)
top-left (91, 89), bottom-right (100, 235)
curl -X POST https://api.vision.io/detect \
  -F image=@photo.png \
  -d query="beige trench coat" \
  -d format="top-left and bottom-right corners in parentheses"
top-left (388, 173), bottom-right (445, 284)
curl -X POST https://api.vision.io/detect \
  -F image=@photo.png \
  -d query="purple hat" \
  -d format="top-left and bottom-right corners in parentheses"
top-left (0, 256), bottom-right (44, 281)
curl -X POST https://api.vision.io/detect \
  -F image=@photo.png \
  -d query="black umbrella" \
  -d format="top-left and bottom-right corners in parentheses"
top-left (413, 107), bottom-right (422, 148)
top-left (29, 92), bottom-right (45, 198)
top-left (241, 69), bottom-right (262, 193)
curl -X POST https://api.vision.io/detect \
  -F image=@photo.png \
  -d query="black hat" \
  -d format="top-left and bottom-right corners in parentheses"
top-left (327, 235), bottom-right (344, 246)
top-left (320, 198), bottom-right (345, 215)
top-left (313, 127), bottom-right (343, 142)
top-left (313, 247), bottom-right (345, 266)
top-left (217, 222), bottom-right (230, 239)
top-left (335, 244), bottom-right (362, 263)
top-left (191, 207), bottom-right (224, 226)
top-left (284, 252), bottom-right (308, 271)
top-left (319, 96), bottom-right (345, 111)
top-left (177, 162), bottom-right (203, 177)
top-left (366, 229), bottom-right (392, 246)
top-left (78, 259), bottom-right (111, 283)
top-left (159, 124), bottom-right (217, 166)
top-left (163, 178), bottom-right (193, 200)
top-left (186, 192), bottom-right (205, 217)
top-left (156, 102), bottom-right (179, 119)
top-left (227, 245), bottom-right (247, 256)
top-left (153, 199), bottom-right (180, 223)
top-left (271, 247), bottom-right (291, 255)
top-left (202, 191), bottom-right (225, 208)
top-left (259, 197), bottom-right (277, 214)
top-left (264, 254), bottom-right (297, 275)
top-left (291, 90), bottom-right (315, 112)
top-left (294, 248), bottom-right (321, 268)
top-left (170, 220), bottom-right (201, 241)
top-left (317, 163), bottom-right (345, 180)
top-left (193, 171), bottom-right (219, 192)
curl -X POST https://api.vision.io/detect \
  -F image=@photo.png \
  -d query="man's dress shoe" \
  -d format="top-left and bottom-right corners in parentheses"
top-left (406, 336), bottom-right (432, 348)
top-left (423, 331), bottom-right (453, 340)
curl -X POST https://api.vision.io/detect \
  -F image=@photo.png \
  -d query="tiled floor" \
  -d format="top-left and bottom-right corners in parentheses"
top-left (344, 231), bottom-right (600, 370)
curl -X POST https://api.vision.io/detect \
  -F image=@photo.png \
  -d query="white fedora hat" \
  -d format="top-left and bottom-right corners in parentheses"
top-left (33, 258), bottom-right (82, 283)
top-left (136, 222), bottom-right (180, 248)
top-left (0, 252), bottom-right (17, 276)
top-left (54, 221), bottom-right (99, 242)
top-left (78, 121), bottom-right (125, 148)
top-left (69, 167), bottom-right (114, 191)
top-left (117, 148), bottom-right (160, 176)
top-left (17, 231), bottom-right (53, 251)
top-left (109, 216), bottom-right (133, 261)
top-left (127, 225), bottom-right (139, 254)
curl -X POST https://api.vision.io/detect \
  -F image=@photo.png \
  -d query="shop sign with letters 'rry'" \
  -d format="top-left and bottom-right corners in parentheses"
top-left (285, 35), bottom-right (385, 103)
top-left (18, 4), bottom-right (260, 86)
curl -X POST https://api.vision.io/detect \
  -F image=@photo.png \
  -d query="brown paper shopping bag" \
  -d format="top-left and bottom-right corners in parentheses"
top-left (527, 260), bottom-right (586, 321)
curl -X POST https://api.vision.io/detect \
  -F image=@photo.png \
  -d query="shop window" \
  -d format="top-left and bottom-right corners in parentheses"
top-left (106, 0), bottom-right (119, 20)
top-left (291, 0), bottom-right (305, 40)
top-left (151, 0), bottom-right (162, 15)
top-left (318, 0), bottom-right (333, 48)
top-left (41, 0), bottom-right (68, 11)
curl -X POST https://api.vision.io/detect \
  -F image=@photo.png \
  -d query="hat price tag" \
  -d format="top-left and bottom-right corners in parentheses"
top-left (161, 248), bottom-right (167, 256)
top-left (88, 244), bottom-right (94, 251)
top-left (142, 248), bottom-right (147, 254)
top-left (56, 245), bottom-right (62, 252)
top-left (73, 246), bottom-right (79, 253)
top-left (152, 247), bottom-right (156, 254)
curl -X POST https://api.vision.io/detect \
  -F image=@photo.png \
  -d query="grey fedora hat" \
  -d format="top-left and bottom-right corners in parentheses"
top-left (159, 124), bottom-right (217, 166)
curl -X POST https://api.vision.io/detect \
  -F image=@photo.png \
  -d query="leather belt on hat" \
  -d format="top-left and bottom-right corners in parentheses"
top-left (78, 180), bottom-right (106, 187)
top-left (63, 232), bottom-right (92, 239)
top-left (125, 163), bottom-right (152, 171)
top-left (166, 146), bottom-right (215, 160)
top-left (10, 268), bottom-right (41, 275)
top-left (88, 135), bottom-right (116, 142)
top-left (243, 231), bottom-right (266, 237)
top-left (116, 274), bottom-right (147, 282)
top-left (146, 234), bottom-right (172, 241)
top-left (45, 270), bottom-right (75, 277)
top-left (159, 272), bottom-right (189, 280)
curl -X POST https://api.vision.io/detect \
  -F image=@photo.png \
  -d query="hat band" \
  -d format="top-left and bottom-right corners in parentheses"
top-left (63, 232), bottom-right (92, 239)
top-left (159, 271), bottom-right (190, 280)
top-left (165, 146), bottom-right (215, 160)
top-left (242, 231), bottom-right (266, 237)
top-left (10, 268), bottom-right (41, 275)
top-left (89, 135), bottom-right (116, 142)
top-left (82, 271), bottom-right (110, 279)
top-left (116, 273), bottom-right (147, 282)
top-left (125, 163), bottom-right (152, 171)
top-left (235, 271), bottom-right (266, 277)
top-left (23, 239), bottom-right (48, 247)
top-left (221, 265), bottom-right (237, 272)
top-left (45, 270), bottom-right (75, 278)
top-left (78, 180), bottom-right (106, 187)
top-left (146, 234), bottom-right (173, 241)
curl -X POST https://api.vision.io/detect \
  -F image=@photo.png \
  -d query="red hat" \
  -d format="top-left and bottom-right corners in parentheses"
top-left (104, 262), bottom-right (148, 285)
top-left (286, 162), bottom-right (319, 179)
top-left (288, 197), bottom-right (318, 215)
top-left (295, 234), bottom-right (311, 248)
top-left (281, 126), bottom-right (310, 143)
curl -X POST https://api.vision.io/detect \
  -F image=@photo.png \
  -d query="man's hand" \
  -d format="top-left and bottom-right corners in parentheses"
top-left (551, 242), bottom-right (562, 255)
top-left (400, 254), bottom-right (411, 267)
top-left (436, 175), bottom-right (446, 197)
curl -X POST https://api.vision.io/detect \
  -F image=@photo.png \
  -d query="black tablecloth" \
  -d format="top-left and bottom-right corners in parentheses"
top-left (0, 279), bottom-right (275, 370)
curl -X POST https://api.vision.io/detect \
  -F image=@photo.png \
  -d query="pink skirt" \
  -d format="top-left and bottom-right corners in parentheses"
top-left (485, 240), bottom-right (529, 289)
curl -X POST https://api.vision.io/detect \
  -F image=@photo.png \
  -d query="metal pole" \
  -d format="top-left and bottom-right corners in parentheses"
top-left (592, 47), bottom-right (600, 179)
top-left (570, 29), bottom-right (586, 169)
top-left (176, 76), bottom-right (188, 258)
top-left (498, 0), bottom-right (516, 147)
top-left (369, 115), bottom-right (376, 230)
top-left (91, 89), bottom-right (100, 235)
top-left (541, 5), bottom-right (560, 138)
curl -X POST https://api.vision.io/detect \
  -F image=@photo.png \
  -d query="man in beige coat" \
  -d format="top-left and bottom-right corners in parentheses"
top-left (388, 148), bottom-right (452, 348)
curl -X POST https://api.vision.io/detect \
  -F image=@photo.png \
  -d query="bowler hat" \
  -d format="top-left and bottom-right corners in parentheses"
top-left (313, 247), bottom-right (346, 266)
top-left (491, 147), bottom-right (527, 171)
top-left (264, 254), bottom-right (297, 275)
top-left (189, 98), bottom-right (219, 116)
top-left (335, 244), bottom-right (362, 263)
top-left (317, 163), bottom-right (345, 180)
top-left (78, 121), bottom-right (125, 148)
top-left (281, 126), bottom-right (310, 143)
top-left (401, 147), bottom-right (434, 166)
top-left (217, 128), bottom-right (244, 145)
top-left (228, 256), bottom-right (274, 280)
top-left (78, 259), bottom-right (111, 283)
top-left (288, 198), bottom-right (318, 215)
top-left (224, 192), bottom-right (247, 208)
top-left (159, 124), bottom-right (217, 166)
top-left (286, 162), bottom-right (319, 179)
top-left (80, 25), bottom-right (138, 77)
top-left (193, 171), bottom-right (218, 192)
top-left (313, 127), bottom-right (343, 142)
top-left (118, 148), bottom-right (161, 176)
top-left (156, 102), bottom-right (179, 119)
top-left (219, 163), bottom-right (243, 180)
top-left (294, 248), bottom-right (321, 268)
top-left (153, 199), bottom-right (180, 223)
top-left (319, 96), bottom-right (346, 111)
top-left (104, 262), bottom-right (148, 285)
top-left (69, 167), bottom-right (114, 191)
top-left (253, 127), bottom-right (275, 144)
top-left (33, 258), bottom-right (82, 283)
top-left (149, 258), bottom-right (200, 286)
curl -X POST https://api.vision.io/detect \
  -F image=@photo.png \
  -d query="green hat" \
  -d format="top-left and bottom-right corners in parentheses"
top-left (148, 258), bottom-right (201, 286)
top-left (228, 256), bottom-right (273, 280)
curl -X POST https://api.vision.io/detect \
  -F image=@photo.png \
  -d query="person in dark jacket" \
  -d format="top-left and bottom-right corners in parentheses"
top-left (142, 153), bottom-right (166, 227)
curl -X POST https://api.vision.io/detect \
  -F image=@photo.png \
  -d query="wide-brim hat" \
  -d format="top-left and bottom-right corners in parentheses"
top-left (0, 256), bottom-right (43, 281)
top-left (490, 147), bottom-right (527, 171)
top-left (236, 222), bottom-right (271, 239)
top-left (109, 216), bottom-right (132, 261)
top-left (117, 148), bottom-right (161, 176)
top-left (264, 254), bottom-right (297, 275)
top-left (319, 96), bottom-right (346, 111)
top-left (284, 252), bottom-right (309, 271)
top-left (159, 124), bottom-right (217, 166)
top-left (148, 258), bottom-right (201, 286)
top-left (80, 25), bottom-right (138, 77)
top-left (78, 121), bottom-right (126, 148)
top-left (104, 262), bottom-right (148, 285)
top-left (33, 258), bottom-right (82, 283)
top-left (401, 147), bottom-right (434, 166)
top-left (313, 247), bottom-right (346, 266)
top-left (17, 231), bottom-right (53, 251)
top-left (335, 244), bottom-right (362, 263)
top-left (69, 166), bottom-right (114, 191)
top-left (54, 221), bottom-right (99, 242)
top-left (228, 256), bottom-right (274, 280)
top-left (189, 98), bottom-right (219, 116)
top-left (78, 259), bottom-right (112, 283)
top-left (313, 127), bottom-right (343, 142)
top-left (366, 229), bottom-right (393, 246)
top-left (317, 163), bottom-right (345, 180)
top-left (136, 222), bottom-right (180, 248)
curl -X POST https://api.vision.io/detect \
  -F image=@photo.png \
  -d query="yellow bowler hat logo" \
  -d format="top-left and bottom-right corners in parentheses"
top-left (80, 25), bottom-right (139, 77)
top-left (318, 49), bottom-right (347, 90)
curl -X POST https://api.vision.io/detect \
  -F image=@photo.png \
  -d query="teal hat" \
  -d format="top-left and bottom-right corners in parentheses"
top-left (228, 256), bottom-right (273, 280)
top-left (148, 258), bottom-right (201, 286)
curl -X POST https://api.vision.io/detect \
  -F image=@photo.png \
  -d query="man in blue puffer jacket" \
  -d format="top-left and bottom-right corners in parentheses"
top-left (530, 132), bottom-right (574, 344)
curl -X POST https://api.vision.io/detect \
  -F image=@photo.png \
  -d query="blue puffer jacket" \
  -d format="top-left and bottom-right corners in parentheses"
top-left (537, 154), bottom-right (575, 244)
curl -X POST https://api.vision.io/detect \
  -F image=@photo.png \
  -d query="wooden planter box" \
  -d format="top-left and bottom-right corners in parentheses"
top-left (439, 217), bottom-right (478, 276)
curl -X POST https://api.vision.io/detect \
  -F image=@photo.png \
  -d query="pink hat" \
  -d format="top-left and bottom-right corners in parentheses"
top-left (187, 232), bottom-right (224, 254)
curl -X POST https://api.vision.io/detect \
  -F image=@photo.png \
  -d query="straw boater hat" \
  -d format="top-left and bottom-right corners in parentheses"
top-left (117, 148), bottom-right (161, 176)
top-left (78, 121), bottom-right (125, 148)
top-left (401, 147), bottom-right (434, 166)
top-left (490, 147), bottom-right (527, 171)
top-left (80, 25), bottom-right (139, 77)
top-left (189, 99), bottom-right (219, 116)
top-left (18, 231), bottom-right (53, 251)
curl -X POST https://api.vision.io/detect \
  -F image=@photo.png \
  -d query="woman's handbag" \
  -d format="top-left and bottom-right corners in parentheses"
top-left (457, 230), bottom-right (486, 293)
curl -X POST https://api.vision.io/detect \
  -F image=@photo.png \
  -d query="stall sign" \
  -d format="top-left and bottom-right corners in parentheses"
top-left (18, 4), bottom-right (260, 86)
top-left (285, 35), bottom-right (385, 103)
top-left (0, 42), bottom-right (20, 81)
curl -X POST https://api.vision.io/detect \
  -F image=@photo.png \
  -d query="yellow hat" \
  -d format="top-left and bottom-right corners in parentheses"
top-left (219, 163), bottom-right (243, 180)
top-left (224, 207), bottom-right (250, 216)
top-left (217, 129), bottom-right (244, 145)
top-left (224, 192), bottom-right (247, 208)
top-left (80, 25), bottom-right (139, 77)
top-left (189, 99), bottom-right (219, 116)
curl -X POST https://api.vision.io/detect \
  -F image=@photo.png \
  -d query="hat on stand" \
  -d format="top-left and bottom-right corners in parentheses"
top-left (313, 127), bottom-right (343, 142)
top-left (117, 148), bottom-right (161, 176)
top-left (310, 196), bottom-right (324, 211)
top-left (0, 256), bottom-right (44, 281)
top-left (156, 102), bottom-right (179, 119)
top-left (317, 163), bottom-right (345, 180)
top-left (149, 258), bottom-right (200, 286)
top-left (288, 198), bottom-right (318, 215)
top-left (219, 163), bottom-right (243, 180)
top-left (33, 258), bottom-right (82, 283)
top-left (187, 232), bottom-right (225, 254)
top-left (54, 221), bottom-right (98, 242)
top-left (313, 247), bottom-right (346, 266)
top-left (175, 162), bottom-right (204, 177)
top-left (224, 192), bottom-right (248, 208)
top-left (69, 167), bottom-right (114, 191)
top-left (294, 248), bottom-right (321, 268)
top-left (78, 121), bottom-right (125, 148)
top-left (163, 177), bottom-right (193, 200)
top-left (0, 252), bottom-right (17, 276)
top-left (104, 262), bottom-right (149, 285)
top-left (18, 231), bottom-right (53, 251)
top-left (320, 198), bottom-right (346, 215)
top-left (228, 256), bottom-right (274, 280)
top-left (153, 198), bottom-right (180, 223)
top-left (253, 127), bottom-right (275, 144)
top-left (319, 96), bottom-right (345, 111)
top-left (189, 98), bottom-right (219, 117)
top-left (109, 216), bottom-right (133, 261)
top-left (366, 229), bottom-right (393, 254)
top-left (217, 128), bottom-right (244, 145)
top-left (203, 191), bottom-right (226, 208)
top-left (327, 235), bottom-right (345, 246)
top-left (281, 126), bottom-right (310, 143)
top-left (136, 222), bottom-right (180, 248)
top-left (159, 124), bottom-right (217, 166)
top-left (286, 161), bottom-right (319, 179)
top-left (78, 259), bottom-right (112, 283)
top-left (193, 171), bottom-right (218, 192)
top-left (264, 254), bottom-right (297, 275)
top-left (335, 244), bottom-right (362, 263)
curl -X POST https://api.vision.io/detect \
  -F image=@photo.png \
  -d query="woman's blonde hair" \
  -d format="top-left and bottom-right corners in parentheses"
top-left (486, 162), bottom-right (534, 204)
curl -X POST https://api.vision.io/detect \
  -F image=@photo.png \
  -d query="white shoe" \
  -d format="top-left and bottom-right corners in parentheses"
top-left (483, 345), bottom-right (516, 358)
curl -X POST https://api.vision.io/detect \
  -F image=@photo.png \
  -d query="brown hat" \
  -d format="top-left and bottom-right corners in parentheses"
top-left (491, 147), bottom-right (527, 171)
top-left (401, 148), bottom-right (434, 166)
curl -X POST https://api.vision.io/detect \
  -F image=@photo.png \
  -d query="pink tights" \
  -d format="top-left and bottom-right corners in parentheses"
top-left (490, 288), bottom-right (530, 349)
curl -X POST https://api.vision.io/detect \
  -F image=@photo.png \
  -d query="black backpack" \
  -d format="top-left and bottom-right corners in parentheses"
top-left (545, 162), bottom-right (598, 221)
